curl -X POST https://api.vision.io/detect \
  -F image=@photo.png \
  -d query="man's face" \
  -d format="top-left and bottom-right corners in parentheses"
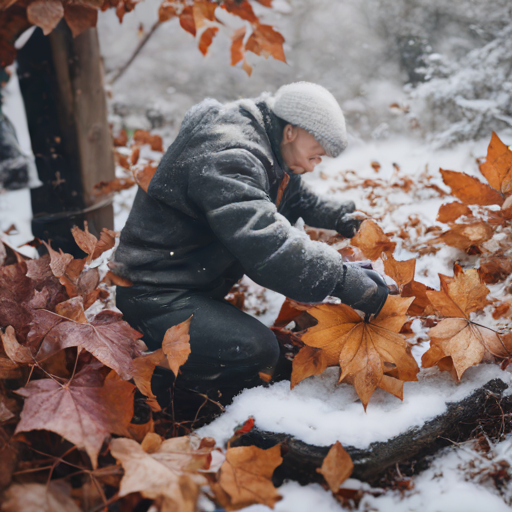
top-left (280, 125), bottom-right (327, 174)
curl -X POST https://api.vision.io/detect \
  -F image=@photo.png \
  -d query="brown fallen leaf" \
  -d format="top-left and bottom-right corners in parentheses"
top-left (71, 221), bottom-right (116, 264)
top-left (479, 132), bottom-right (512, 196)
top-left (64, 3), bottom-right (98, 38)
top-left (15, 365), bottom-right (135, 468)
top-left (1, 326), bottom-right (33, 365)
top-left (110, 434), bottom-right (213, 510)
top-left (212, 444), bottom-right (282, 510)
top-left (433, 222), bottom-right (494, 251)
top-left (316, 441), bottom-right (354, 493)
top-left (422, 267), bottom-right (512, 379)
top-left (401, 280), bottom-right (434, 316)
top-left (162, 316), bottom-right (192, 378)
top-left (93, 177), bottom-right (136, 196)
top-left (103, 269), bottom-right (133, 287)
top-left (479, 255), bottom-right (512, 284)
top-left (297, 295), bottom-right (418, 409)
top-left (26, 0), bottom-right (64, 36)
top-left (273, 298), bottom-right (312, 328)
top-left (351, 220), bottom-right (396, 260)
top-left (1, 482), bottom-right (82, 512)
top-left (132, 163), bottom-right (158, 193)
top-left (28, 306), bottom-right (144, 380)
top-left (440, 169), bottom-right (503, 206)
top-left (381, 252), bottom-right (415, 291)
top-left (132, 349), bottom-right (165, 412)
top-left (437, 202), bottom-right (473, 223)
top-left (291, 346), bottom-right (330, 388)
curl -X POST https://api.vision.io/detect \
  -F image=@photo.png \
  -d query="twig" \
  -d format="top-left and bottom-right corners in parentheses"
top-left (108, 20), bottom-right (162, 84)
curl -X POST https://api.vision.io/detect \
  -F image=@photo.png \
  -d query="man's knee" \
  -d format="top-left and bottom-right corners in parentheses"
top-left (230, 325), bottom-right (279, 371)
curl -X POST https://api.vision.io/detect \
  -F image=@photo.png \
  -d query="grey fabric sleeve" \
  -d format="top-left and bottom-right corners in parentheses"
top-left (279, 174), bottom-right (355, 230)
top-left (188, 149), bottom-right (344, 303)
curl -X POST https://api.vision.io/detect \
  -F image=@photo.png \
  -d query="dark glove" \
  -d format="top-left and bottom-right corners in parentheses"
top-left (336, 212), bottom-right (365, 238)
top-left (331, 265), bottom-right (389, 316)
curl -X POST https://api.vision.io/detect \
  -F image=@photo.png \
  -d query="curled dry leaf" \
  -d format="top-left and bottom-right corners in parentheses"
top-left (351, 220), bottom-right (396, 260)
top-left (479, 256), bottom-right (512, 284)
top-left (401, 279), bottom-right (433, 316)
top-left (273, 298), bottom-right (312, 328)
top-left (422, 267), bottom-right (512, 379)
top-left (162, 316), bottom-right (192, 378)
top-left (63, 4), bottom-right (98, 38)
top-left (291, 345), bottom-right (330, 389)
top-left (26, 0), bottom-right (64, 36)
top-left (223, 0), bottom-right (258, 23)
top-left (15, 366), bottom-right (135, 468)
top-left (245, 23), bottom-right (286, 63)
top-left (317, 441), bottom-right (354, 493)
top-left (1, 482), bottom-right (82, 512)
top-left (381, 252), bottom-right (415, 291)
top-left (93, 177), bottom-right (136, 196)
top-left (437, 201), bottom-right (472, 223)
top-left (211, 444), bottom-right (282, 510)
top-left (479, 132), bottom-right (512, 196)
top-left (110, 434), bottom-right (213, 510)
top-left (440, 169), bottom-right (503, 206)
top-left (1, 326), bottom-right (33, 365)
top-left (133, 163), bottom-right (158, 193)
top-left (28, 306), bottom-right (144, 380)
top-left (296, 295), bottom-right (418, 409)
top-left (132, 349), bottom-right (165, 412)
top-left (103, 269), bottom-right (133, 287)
top-left (71, 221), bottom-right (116, 264)
top-left (199, 26), bottom-right (219, 55)
top-left (432, 221), bottom-right (494, 251)
top-left (231, 26), bottom-right (246, 65)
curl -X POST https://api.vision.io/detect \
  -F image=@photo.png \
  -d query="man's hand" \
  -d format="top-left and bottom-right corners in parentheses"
top-left (331, 265), bottom-right (389, 317)
top-left (336, 211), bottom-right (368, 238)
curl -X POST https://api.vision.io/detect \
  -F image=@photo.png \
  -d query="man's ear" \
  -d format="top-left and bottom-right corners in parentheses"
top-left (282, 124), bottom-right (298, 145)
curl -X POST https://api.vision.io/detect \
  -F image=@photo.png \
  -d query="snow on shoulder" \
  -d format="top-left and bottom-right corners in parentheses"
top-left (197, 363), bottom-right (512, 450)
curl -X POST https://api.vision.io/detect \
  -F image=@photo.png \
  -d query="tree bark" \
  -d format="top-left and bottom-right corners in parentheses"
top-left (17, 23), bottom-right (115, 256)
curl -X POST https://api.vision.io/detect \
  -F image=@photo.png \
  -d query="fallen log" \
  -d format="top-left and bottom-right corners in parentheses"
top-left (232, 378), bottom-right (509, 485)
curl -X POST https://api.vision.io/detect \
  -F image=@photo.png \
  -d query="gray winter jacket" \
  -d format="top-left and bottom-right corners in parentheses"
top-left (111, 96), bottom-right (359, 303)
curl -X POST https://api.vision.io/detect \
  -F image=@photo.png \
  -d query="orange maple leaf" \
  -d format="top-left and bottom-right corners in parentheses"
top-left (351, 220), bottom-right (396, 260)
top-left (211, 444), bottom-right (282, 510)
top-left (422, 266), bottom-right (512, 380)
top-left (293, 295), bottom-right (419, 409)
top-left (317, 441), bottom-right (353, 493)
top-left (479, 132), bottom-right (512, 196)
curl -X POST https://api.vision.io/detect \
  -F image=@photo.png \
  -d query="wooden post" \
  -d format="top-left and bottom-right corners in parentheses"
top-left (17, 22), bottom-right (115, 255)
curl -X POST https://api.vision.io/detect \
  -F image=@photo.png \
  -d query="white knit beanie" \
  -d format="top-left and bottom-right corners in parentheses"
top-left (271, 82), bottom-right (347, 158)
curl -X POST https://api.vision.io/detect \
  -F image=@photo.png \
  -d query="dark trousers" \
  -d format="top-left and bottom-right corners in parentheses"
top-left (116, 285), bottom-right (280, 406)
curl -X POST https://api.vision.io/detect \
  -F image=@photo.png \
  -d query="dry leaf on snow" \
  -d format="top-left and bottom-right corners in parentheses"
top-left (436, 202), bottom-right (472, 223)
top-left (422, 266), bottom-right (512, 379)
top-left (479, 132), bottom-right (512, 196)
top-left (351, 220), bottom-right (396, 260)
top-left (381, 252), bottom-right (415, 291)
top-left (316, 441), bottom-right (353, 493)
top-left (440, 169), bottom-right (503, 206)
top-left (211, 444), bottom-right (282, 510)
top-left (294, 295), bottom-right (419, 409)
